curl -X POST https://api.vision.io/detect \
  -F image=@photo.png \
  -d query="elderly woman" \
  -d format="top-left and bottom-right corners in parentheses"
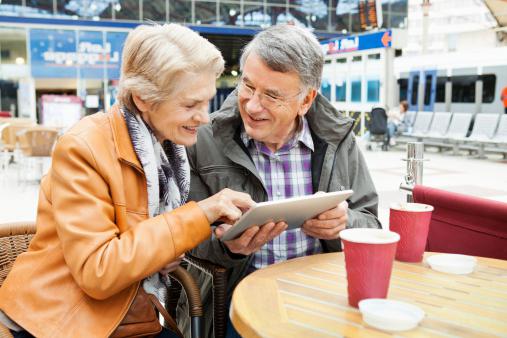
top-left (0, 24), bottom-right (254, 338)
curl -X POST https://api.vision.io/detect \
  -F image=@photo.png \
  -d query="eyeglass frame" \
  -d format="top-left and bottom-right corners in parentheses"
top-left (237, 77), bottom-right (304, 110)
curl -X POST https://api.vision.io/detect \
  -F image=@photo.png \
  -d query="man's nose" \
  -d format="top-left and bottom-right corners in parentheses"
top-left (245, 93), bottom-right (264, 113)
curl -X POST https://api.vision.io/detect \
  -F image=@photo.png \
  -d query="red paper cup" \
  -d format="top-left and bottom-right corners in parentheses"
top-left (389, 203), bottom-right (434, 263)
top-left (340, 228), bottom-right (400, 308)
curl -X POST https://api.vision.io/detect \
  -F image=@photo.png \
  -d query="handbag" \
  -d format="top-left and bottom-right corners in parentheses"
top-left (111, 286), bottom-right (183, 338)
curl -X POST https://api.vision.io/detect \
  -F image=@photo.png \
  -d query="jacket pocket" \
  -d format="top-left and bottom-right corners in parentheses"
top-left (198, 164), bottom-right (251, 194)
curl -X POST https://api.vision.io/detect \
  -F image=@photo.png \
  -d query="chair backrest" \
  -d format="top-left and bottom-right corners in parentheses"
top-left (492, 114), bottom-right (507, 143)
top-left (404, 111), bottom-right (417, 126)
top-left (468, 113), bottom-right (500, 141)
top-left (413, 185), bottom-right (507, 260)
top-left (0, 222), bottom-right (36, 287)
top-left (369, 107), bottom-right (387, 135)
top-left (18, 127), bottom-right (59, 157)
top-left (412, 112), bottom-right (433, 134)
top-left (445, 113), bottom-right (473, 139)
top-left (1, 120), bottom-right (36, 149)
top-left (427, 112), bottom-right (452, 137)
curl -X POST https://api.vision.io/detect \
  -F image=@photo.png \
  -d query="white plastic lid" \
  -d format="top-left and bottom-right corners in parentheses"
top-left (390, 202), bottom-right (434, 212)
top-left (359, 299), bottom-right (425, 332)
top-left (340, 228), bottom-right (400, 244)
top-left (426, 254), bottom-right (477, 275)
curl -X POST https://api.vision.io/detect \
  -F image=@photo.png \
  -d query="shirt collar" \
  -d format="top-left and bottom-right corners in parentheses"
top-left (240, 116), bottom-right (314, 153)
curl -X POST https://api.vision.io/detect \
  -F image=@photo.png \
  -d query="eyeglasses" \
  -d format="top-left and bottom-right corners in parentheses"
top-left (238, 78), bottom-right (302, 110)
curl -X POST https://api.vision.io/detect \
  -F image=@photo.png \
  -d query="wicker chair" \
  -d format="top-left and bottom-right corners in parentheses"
top-left (183, 254), bottom-right (228, 338)
top-left (0, 222), bottom-right (36, 338)
top-left (0, 222), bottom-right (204, 338)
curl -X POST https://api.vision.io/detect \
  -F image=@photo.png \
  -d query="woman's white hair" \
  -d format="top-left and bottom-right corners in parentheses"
top-left (118, 24), bottom-right (225, 114)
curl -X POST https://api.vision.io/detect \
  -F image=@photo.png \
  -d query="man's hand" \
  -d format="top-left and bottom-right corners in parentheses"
top-left (215, 221), bottom-right (287, 255)
top-left (302, 200), bottom-right (348, 240)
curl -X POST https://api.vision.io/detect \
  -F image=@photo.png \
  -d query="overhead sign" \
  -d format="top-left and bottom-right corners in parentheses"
top-left (30, 28), bottom-right (126, 79)
top-left (322, 30), bottom-right (392, 55)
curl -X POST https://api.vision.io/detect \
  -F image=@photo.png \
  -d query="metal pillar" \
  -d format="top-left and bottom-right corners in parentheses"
top-left (402, 142), bottom-right (425, 202)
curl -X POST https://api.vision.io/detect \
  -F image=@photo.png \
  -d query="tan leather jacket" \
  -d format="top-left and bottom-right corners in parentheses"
top-left (0, 106), bottom-right (211, 337)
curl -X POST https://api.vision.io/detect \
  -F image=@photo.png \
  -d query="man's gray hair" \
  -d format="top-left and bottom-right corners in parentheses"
top-left (240, 24), bottom-right (324, 90)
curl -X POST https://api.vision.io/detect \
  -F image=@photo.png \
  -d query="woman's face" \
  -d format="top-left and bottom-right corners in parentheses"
top-left (136, 71), bottom-right (216, 146)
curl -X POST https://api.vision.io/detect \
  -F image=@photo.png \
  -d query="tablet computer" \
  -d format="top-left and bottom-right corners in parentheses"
top-left (220, 190), bottom-right (353, 241)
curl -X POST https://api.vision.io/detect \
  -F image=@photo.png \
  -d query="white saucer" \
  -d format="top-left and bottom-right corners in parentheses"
top-left (426, 254), bottom-right (477, 275)
top-left (358, 299), bottom-right (425, 332)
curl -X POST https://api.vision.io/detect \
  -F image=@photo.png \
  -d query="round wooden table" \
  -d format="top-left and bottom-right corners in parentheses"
top-left (231, 252), bottom-right (507, 337)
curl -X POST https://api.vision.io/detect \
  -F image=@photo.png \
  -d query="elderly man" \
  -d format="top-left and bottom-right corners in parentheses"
top-left (184, 24), bottom-right (381, 337)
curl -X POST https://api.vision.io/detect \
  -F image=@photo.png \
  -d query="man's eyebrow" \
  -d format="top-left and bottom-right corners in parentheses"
top-left (242, 76), bottom-right (282, 97)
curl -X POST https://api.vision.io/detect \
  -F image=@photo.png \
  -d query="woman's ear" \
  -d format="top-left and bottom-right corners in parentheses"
top-left (298, 88), bottom-right (318, 117)
top-left (132, 94), bottom-right (150, 113)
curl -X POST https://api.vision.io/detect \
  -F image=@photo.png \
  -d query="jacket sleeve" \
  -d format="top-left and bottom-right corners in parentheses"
top-left (186, 146), bottom-right (250, 269)
top-left (323, 134), bottom-right (381, 251)
top-left (344, 135), bottom-right (381, 229)
top-left (51, 133), bottom-right (211, 300)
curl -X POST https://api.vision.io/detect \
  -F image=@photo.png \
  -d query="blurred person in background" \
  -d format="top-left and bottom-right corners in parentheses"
top-left (0, 24), bottom-right (255, 338)
top-left (501, 86), bottom-right (507, 114)
top-left (387, 100), bottom-right (409, 145)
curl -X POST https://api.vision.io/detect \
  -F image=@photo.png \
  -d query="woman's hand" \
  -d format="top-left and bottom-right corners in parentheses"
top-left (159, 254), bottom-right (184, 275)
top-left (197, 188), bottom-right (256, 224)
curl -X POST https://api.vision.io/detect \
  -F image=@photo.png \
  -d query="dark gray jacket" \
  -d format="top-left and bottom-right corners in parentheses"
top-left (179, 91), bottom-right (381, 337)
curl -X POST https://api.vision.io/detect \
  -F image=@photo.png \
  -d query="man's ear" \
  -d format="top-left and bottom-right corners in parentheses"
top-left (132, 94), bottom-right (150, 113)
top-left (298, 88), bottom-right (318, 117)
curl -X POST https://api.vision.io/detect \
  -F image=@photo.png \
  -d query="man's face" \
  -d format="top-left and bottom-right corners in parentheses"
top-left (238, 53), bottom-right (315, 151)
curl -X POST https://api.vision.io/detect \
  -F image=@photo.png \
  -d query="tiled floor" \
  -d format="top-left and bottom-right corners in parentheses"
top-left (1, 141), bottom-right (506, 227)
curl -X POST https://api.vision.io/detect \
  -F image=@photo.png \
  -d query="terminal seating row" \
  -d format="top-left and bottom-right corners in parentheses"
top-left (398, 111), bottom-right (507, 158)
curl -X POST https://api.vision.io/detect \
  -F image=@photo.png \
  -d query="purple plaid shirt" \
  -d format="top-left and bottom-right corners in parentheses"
top-left (241, 117), bottom-right (322, 270)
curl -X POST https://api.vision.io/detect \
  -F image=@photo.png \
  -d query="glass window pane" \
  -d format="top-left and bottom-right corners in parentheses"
top-left (26, 0), bottom-right (53, 16)
top-left (143, 0), bottom-right (166, 22)
top-left (335, 81), bottom-right (346, 102)
top-left (288, 3), bottom-right (328, 30)
top-left (240, 4), bottom-right (265, 27)
top-left (424, 74), bottom-right (432, 106)
top-left (266, 5), bottom-right (286, 25)
top-left (218, 2), bottom-right (241, 26)
top-left (482, 74), bottom-right (496, 104)
top-left (170, 0), bottom-right (191, 24)
top-left (411, 75), bottom-right (419, 106)
top-left (195, 1), bottom-right (217, 25)
top-left (391, 0), bottom-right (407, 15)
top-left (398, 78), bottom-right (408, 102)
top-left (452, 75), bottom-right (477, 103)
top-left (351, 78), bottom-right (361, 102)
top-left (367, 79), bottom-right (379, 103)
top-left (58, 0), bottom-right (112, 19)
top-left (321, 78), bottom-right (331, 101)
top-left (0, 27), bottom-right (27, 66)
top-left (331, 11), bottom-right (350, 33)
top-left (269, 0), bottom-right (287, 4)
top-left (435, 77), bottom-right (446, 103)
top-left (390, 13), bottom-right (406, 29)
top-left (115, 0), bottom-right (139, 21)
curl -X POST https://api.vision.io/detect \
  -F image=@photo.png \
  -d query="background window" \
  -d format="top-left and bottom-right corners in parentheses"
top-left (335, 81), bottom-right (346, 102)
top-left (452, 75), bottom-right (477, 103)
top-left (321, 79), bottom-right (331, 101)
top-left (481, 74), bottom-right (496, 104)
top-left (411, 74), bottom-right (419, 106)
top-left (435, 77), bottom-right (446, 103)
top-left (398, 78), bottom-right (408, 102)
top-left (367, 79), bottom-right (380, 103)
top-left (351, 78), bottom-right (361, 102)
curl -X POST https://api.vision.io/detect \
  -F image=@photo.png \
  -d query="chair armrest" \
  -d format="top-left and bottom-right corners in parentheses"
top-left (168, 266), bottom-right (203, 318)
top-left (184, 254), bottom-right (227, 338)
